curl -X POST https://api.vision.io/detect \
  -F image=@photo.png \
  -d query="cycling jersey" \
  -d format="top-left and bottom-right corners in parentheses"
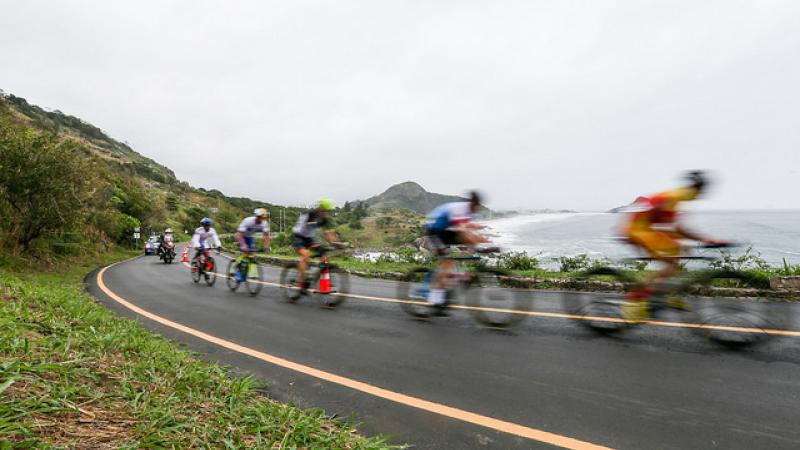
top-left (626, 187), bottom-right (700, 257)
top-left (425, 202), bottom-right (472, 232)
top-left (191, 227), bottom-right (221, 249)
top-left (237, 216), bottom-right (269, 238)
top-left (292, 210), bottom-right (330, 239)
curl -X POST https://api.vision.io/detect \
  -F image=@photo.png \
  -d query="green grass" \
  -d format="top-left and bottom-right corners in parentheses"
top-left (0, 251), bottom-right (397, 448)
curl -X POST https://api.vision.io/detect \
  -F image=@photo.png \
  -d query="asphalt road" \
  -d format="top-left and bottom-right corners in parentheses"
top-left (87, 255), bottom-right (800, 449)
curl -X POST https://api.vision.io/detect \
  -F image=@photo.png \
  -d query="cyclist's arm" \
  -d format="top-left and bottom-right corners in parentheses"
top-left (235, 231), bottom-right (248, 249)
top-left (210, 230), bottom-right (222, 248)
top-left (675, 224), bottom-right (708, 243)
top-left (190, 232), bottom-right (200, 248)
top-left (262, 232), bottom-right (271, 250)
top-left (324, 229), bottom-right (337, 243)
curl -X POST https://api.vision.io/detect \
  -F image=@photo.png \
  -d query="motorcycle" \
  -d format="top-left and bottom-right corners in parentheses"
top-left (159, 241), bottom-right (176, 264)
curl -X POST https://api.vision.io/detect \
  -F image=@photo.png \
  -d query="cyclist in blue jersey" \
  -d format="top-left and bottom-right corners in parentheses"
top-left (424, 191), bottom-right (491, 311)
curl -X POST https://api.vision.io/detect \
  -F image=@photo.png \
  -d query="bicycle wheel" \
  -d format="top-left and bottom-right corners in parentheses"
top-left (465, 269), bottom-right (530, 329)
top-left (279, 264), bottom-right (302, 302)
top-left (396, 267), bottom-right (438, 319)
top-left (191, 259), bottom-right (201, 283)
top-left (226, 259), bottom-right (240, 292)
top-left (204, 256), bottom-right (217, 286)
top-left (562, 267), bottom-right (638, 334)
top-left (244, 259), bottom-right (263, 297)
top-left (316, 266), bottom-right (349, 308)
top-left (682, 270), bottom-right (777, 348)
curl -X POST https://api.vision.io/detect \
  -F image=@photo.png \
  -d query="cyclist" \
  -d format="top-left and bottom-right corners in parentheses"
top-left (190, 218), bottom-right (222, 259)
top-left (233, 208), bottom-right (271, 282)
top-left (291, 199), bottom-right (340, 294)
top-left (423, 191), bottom-right (491, 313)
top-left (622, 170), bottom-right (725, 321)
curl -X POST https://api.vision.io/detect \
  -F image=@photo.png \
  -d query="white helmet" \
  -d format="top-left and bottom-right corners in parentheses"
top-left (254, 208), bottom-right (268, 218)
top-left (164, 228), bottom-right (173, 233)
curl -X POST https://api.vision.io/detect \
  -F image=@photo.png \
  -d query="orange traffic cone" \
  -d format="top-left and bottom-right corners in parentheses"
top-left (319, 269), bottom-right (331, 293)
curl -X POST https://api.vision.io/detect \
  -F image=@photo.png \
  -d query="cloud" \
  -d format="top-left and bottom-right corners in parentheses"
top-left (2, 0), bottom-right (799, 210)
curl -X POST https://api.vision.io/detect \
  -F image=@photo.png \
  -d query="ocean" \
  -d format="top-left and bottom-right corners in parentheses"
top-left (484, 210), bottom-right (800, 268)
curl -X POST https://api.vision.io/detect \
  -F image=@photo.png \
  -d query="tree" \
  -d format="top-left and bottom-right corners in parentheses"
top-left (0, 116), bottom-right (98, 249)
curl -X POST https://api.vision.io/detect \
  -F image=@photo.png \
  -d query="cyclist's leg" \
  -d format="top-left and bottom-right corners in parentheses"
top-left (292, 234), bottom-right (313, 288)
top-left (429, 230), bottom-right (457, 306)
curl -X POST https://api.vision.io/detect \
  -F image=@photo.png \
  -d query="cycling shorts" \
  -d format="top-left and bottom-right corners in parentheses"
top-left (425, 227), bottom-right (459, 255)
top-left (292, 234), bottom-right (316, 250)
top-left (627, 228), bottom-right (681, 258)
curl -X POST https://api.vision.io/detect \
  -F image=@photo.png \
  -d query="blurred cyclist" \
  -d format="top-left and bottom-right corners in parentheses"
top-left (622, 170), bottom-right (725, 321)
top-left (424, 191), bottom-right (491, 312)
top-left (190, 218), bottom-right (222, 258)
top-left (292, 199), bottom-right (341, 294)
top-left (233, 208), bottom-right (271, 281)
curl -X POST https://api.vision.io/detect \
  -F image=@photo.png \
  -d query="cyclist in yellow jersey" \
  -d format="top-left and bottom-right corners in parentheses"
top-left (622, 171), bottom-right (726, 321)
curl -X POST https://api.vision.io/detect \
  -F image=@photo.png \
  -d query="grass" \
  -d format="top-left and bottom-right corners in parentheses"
top-left (0, 250), bottom-right (397, 449)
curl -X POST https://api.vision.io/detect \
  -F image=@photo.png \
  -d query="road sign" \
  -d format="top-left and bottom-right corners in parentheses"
top-left (134, 227), bottom-right (141, 232)
top-left (133, 232), bottom-right (141, 239)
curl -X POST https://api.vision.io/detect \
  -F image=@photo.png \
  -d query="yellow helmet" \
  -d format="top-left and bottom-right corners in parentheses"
top-left (318, 199), bottom-right (334, 211)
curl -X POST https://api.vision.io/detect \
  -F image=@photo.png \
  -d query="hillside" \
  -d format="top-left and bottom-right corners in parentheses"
top-left (360, 181), bottom-right (465, 214)
top-left (0, 91), bottom-right (304, 250)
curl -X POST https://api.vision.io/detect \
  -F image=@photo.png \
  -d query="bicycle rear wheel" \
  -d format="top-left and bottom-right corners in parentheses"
top-left (244, 259), bottom-right (263, 297)
top-left (396, 267), bottom-right (438, 319)
top-left (279, 264), bottom-right (302, 302)
top-left (683, 270), bottom-right (777, 348)
top-left (465, 269), bottom-right (530, 329)
top-left (226, 259), bottom-right (240, 292)
top-left (562, 267), bottom-right (638, 334)
top-left (316, 266), bottom-right (349, 308)
top-left (204, 256), bottom-right (217, 286)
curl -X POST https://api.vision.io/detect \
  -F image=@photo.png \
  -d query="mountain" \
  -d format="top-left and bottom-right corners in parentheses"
top-left (359, 181), bottom-right (465, 214)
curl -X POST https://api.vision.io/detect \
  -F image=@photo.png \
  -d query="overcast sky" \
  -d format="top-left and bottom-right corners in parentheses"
top-left (2, 1), bottom-right (799, 211)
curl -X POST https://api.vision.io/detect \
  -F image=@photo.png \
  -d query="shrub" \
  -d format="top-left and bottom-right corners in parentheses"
top-left (494, 251), bottom-right (539, 271)
top-left (709, 246), bottom-right (771, 272)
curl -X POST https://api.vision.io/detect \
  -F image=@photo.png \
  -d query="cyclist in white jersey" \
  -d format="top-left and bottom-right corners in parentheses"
top-left (190, 218), bottom-right (222, 259)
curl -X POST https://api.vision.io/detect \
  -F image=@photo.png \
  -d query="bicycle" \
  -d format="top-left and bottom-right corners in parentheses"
top-left (395, 249), bottom-right (530, 328)
top-left (279, 245), bottom-right (350, 308)
top-left (190, 247), bottom-right (217, 286)
top-left (226, 248), bottom-right (264, 296)
top-left (562, 243), bottom-right (778, 347)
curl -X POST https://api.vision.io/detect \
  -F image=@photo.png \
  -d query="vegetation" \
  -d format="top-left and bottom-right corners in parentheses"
top-left (0, 93), bottom-right (305, 257)
top-left (0, 252), bottom-right (393, 448)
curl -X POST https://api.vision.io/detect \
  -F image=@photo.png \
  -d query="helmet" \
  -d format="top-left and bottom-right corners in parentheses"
top-left (318, 199), bottom-right (334, 211)
top-left (200, 218), bottom-right (212, 226)
top-left (164, 228), bottom-right (173, 233)
top-left (685, 170), bottom-right (708, 191)
top-left (468, 190), bottom-right (483, 206)
top-left (254, 208), bottom-right (268, 218)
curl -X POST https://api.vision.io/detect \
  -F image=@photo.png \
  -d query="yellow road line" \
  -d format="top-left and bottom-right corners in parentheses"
top-left (99, 262), bottom-right (611, 450)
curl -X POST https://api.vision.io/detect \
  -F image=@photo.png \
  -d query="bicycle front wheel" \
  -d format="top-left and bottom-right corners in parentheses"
top-left (245, 260), bottom-right (263, 297)
top-left (396, 267), bottom-right (437, 319)
top-left (465, 269), bottom-right (530, 329)
top-left (683, 270), bottom-right (777, 348)
top-left (204, 256), bottom-right (217, 286)
top-left (191, 260), bottom-right (201, 283)
top-left (226, 259), bottom-right (240, 292)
